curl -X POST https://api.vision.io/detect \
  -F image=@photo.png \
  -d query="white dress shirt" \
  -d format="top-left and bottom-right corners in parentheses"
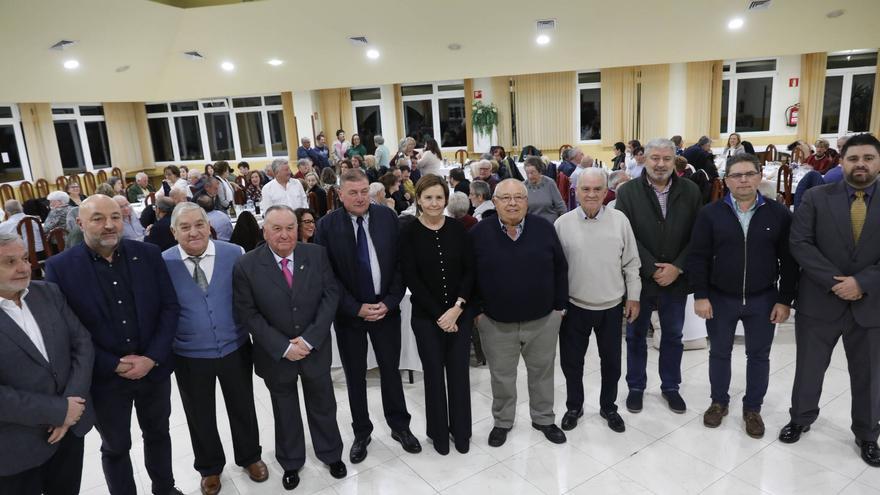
top-left (348, 212), bottom-right (382, 295)
top-left (156, 178), bottom-right (192, 198)
top-left (0, 289), bottom-right (49, 362)
top-left (260, 178), bottom-right (308, 212)
top-left (178, 240), bottom-right (217, 284)
top-left (269, 248), bottom-right (312, 352)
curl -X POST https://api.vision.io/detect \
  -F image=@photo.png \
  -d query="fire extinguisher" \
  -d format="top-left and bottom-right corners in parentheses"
top-left (785, 103), bottom-right (799, 127)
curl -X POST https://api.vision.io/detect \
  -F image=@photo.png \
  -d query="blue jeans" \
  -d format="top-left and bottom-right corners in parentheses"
top-left (626, 292), bottom-right (687, 392)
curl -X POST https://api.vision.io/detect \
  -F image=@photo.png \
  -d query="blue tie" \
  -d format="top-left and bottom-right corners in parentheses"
top-left (356, 216), bottom-right (376, 302)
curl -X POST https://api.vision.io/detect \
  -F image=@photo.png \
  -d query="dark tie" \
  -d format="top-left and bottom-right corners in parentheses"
top-left (356, 216), bottom-right (376, 302)
top-left (188, 256), bottom-right (208, 291)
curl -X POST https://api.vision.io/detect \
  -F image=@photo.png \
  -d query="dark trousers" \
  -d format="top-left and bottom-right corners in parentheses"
top-left (626, 292), bottom-right (686, 392)
top-left (411, 314), bottom-right (473, 451)
top-left (706, 290), bottom-right (776, 412)
top-left (92, 376), bottom-right (173, 495)
top-left (264, 346), bottom-right (343, 471)
top-left (790, 311), bottom-right (880, 442)
top-left (174, 344), bottom-right (262, 477)
top-left (560, 302), bottom-right (624, 413)
top-left (335, 312), bottom-right (411, 439)
top-left (0, 433), bottom-right (84, 495)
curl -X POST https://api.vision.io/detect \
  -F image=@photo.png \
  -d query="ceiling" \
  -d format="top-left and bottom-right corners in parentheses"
top-left (1, 0), bottom-right (879, 103)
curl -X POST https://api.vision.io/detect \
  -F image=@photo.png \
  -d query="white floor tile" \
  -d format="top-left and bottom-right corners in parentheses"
top-left (566, 468), bottom-right (652, 495)
top-left (730, 444), bottom-right (852, 495)
top-left (334, 457), bottom-right (436, 495)
top-left (614, 441), bottom-right (726, 495)
top-left (441, 464), bottom-right (543, 495)
top-left (501, 441), bottom-right (606, 494)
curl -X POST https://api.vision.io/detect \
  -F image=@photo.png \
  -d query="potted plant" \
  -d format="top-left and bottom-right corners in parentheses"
top-left (471, 101), bottom-right (498, 138)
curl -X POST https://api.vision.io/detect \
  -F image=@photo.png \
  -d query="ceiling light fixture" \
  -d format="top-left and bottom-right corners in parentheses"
top-left (221, 61), bottom-right (234, 71)
top-left (535, 19), bottom-right (555, 46)
top-left (448, 43), bottom-right (462, 51)
top-left (115, 65), bottom-right (130, 73)
top-left (826, 9), bottom-right (845, 18)
top-left (267, 59), bottom-right (283, 66)
top-left (536, 34), bottom-right (550, 45)
top-left (366, 49), bottom-right (380, 60)
top-left (63, 59), bottom-right (80, 69)
top-left (727, 18), bottom-right (744, 30)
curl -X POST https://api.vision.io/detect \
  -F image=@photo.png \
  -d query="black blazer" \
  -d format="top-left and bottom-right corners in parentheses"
top-left (314, 204), bottom-right (405, 322)
top-left (144, 215), bottom-right (177, 251)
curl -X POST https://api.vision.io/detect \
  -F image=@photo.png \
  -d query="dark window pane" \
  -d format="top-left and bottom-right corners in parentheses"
top-left (821, 76), bottom-right (843, 135)
top-left (849, 73), bottom-right (875, 132)
top-left (205, 112), bottom-right (234, 160)
top-left (0, 107), bottom-right (12, 119)
top-left (827, 52), bottom-right (878, 70)
top-left (350, 88), bottom-right (381, 101)
top-left (174, 115), bottom-right (203, 161)
top-left (267, 110), bottom-right (287, 156)
top-left (403, 100), bottom-right (433, 148)
top-left (232, 97), bottom-right (262, 108)
top-left (201, 101), bottom-right (227, 109)
top-left (579, 88), bottom-right (601, 140)
top-left (355, 105), bottom-right (382, 154)
top-left (735, 77), bottom-right (772, 132)
top-left (578, 72), bottom-right (601, 84)
top-left (85, 121), bottom-right (111, 168)
top-left (145, 103), bottom-right (168, 114)
top-left (79, 105), bottom-right (104, 116)
top-left (722, 64), bottom-right (731, 72)
top-left (236, 112), bottom-right (265, 158)
top-left (263, 95), bottom-right (282, 106)
top-left (52, 108), bottom-right (75, 115)
top-left (401, 84), bottom-right (433, 97)
top-left (0, 125), bottom-right (24, 182)
top-left (735, 59), bottom-right (776, 73)
top-left (170, 101), bottom-right (198, 112)
top-left (148, 118), bottom-right (174, 162)
top-left (437, 83), bottom-right (464, 92)
top-left (54, 120), bottom-right (86, 173)
top-left (439, 98), bottom-right (466, 148)
top-left (720, 80), bottom-right (730, 133)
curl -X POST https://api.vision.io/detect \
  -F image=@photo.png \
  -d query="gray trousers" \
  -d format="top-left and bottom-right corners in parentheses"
top-left (479, 312), bottom-right (561, 428)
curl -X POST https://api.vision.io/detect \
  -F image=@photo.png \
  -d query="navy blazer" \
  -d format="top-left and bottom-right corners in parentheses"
top-left (144, 215), bottom-right (177, 251)
top-left (44, 240), bottom-right (180, 386)
top-left (314, 204), bottom-right (405, 321)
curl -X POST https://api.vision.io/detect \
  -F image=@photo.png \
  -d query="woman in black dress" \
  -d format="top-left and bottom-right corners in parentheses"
top-left (399, 174), bottom-right (474, 455)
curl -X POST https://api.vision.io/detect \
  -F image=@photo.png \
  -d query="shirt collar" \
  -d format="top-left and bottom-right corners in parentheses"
top-left (845, 180), bottom-right (877, 199)
top-left (498, 215), bottom-right (525, 232)
top-left (0, 287), bottom-right (28, 307)
top-left (85, 241), bottom-right (124, 261)
top-left (178, 240), bottom-right (215, 261)
top-left (269, 247), bottom-right (294, 266)
top-left (578, 205), bottom-right (605, 220)
top-left (348, 209), bottom-right (371, 223)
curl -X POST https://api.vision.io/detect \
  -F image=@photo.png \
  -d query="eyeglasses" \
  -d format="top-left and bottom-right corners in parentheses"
top-left (495, 194), bottom-right (527, 203)
top-left (301, 219), bottom-right (315, 225)
top-left (726, 171), bottom-right (760, 181)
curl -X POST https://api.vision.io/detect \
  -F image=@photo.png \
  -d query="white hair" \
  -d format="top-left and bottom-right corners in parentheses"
top-left (447, 191), bottom-right (470, 218)
top-left (47, 190), bottom-right (70, 204)
top-left (577, 167), bottom-right (609, 188)
top-left (270, 158), bottom-right (290, 175)
top-left (136, 172), bottom-right (148, 181)
top-left (645, 138), bottom-right (676, 155)
top-left (368, 182), bottom-right (385, 200)
top-left (170, 201), bottom-right (208, 230)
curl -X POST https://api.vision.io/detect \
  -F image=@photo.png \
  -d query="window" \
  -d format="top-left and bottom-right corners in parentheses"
top-left (720, 59), bottom-right (777, 134)
top-left (350, 87), bottom-right (383, 154)
top-left (821, 51), bottom-right (877, 136)
top-left (0, 104), bottom-right (31, 183)
top-left (401, 82), bottom-right (466, 148)
top-left (577, 71), bottom-right (601, 141)
top-left (51, 104), bottom-right (111, 174)
top-left (145, 94), bottom-right (287, 163)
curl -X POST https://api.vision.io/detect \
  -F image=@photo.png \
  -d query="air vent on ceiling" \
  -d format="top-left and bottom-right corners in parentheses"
top-left (50, 40), bottom-right (77, 51)
top-left (348, 36), bottom-right (369, 46)
top-left (184, 51), bottom-right (205, 60)
top-left (747, 0), bottom-right (771, 11)
top-left (536, 19), bottom-right (556, 31)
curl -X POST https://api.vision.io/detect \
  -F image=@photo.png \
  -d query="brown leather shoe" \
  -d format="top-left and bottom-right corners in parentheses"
top-left (200, 475), bottom-right (221, 495)
top-left (245, 460), bottom-right (269, 482)
top-left (703, 403), bottom-right (728, 428)
top-left (743, 411), bottom-right (765, 439)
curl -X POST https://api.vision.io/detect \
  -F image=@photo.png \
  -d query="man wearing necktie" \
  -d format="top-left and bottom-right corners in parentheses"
top-left (161, 203), bottom-right (267, 495)
top-left (234, 205), bottom-right (346, 490)
top-left (314, 168), bottom-right (421, 464)
top-left (781, 133), bottom-right (880, 468)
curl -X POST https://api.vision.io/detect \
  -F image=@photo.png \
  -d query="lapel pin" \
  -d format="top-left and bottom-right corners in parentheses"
top-left (300, 265), bottom-right (305, 270)
top-left (132, 256), bottom-right (139, 261)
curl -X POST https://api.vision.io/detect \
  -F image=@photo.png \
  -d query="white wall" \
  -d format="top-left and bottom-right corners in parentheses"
top-left (471, 77), bottom-right (496, 154)
top-left (667, 63), bottom-right (687, 137)
top-left (768, 54), bottom-right (800, 136)
top-left (378, 85), bottom-right (399, 150)
top-left (294, 90), bottom-right (315, 142)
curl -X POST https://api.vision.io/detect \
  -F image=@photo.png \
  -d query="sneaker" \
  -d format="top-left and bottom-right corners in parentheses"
top-left (661, 391), bottom-right (687, 414)
top-left (702, 403), bottom-right (728, 428)
top-left (743, 411), bottom-right (765, 439)
top-left (626, 390), bottom-right (643, 413)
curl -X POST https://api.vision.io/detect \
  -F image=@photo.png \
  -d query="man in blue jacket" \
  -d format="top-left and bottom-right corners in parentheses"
top-left (687, 154), bottom-right (798, 439)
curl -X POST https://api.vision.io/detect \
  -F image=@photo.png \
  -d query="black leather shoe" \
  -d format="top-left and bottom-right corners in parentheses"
top-left (349, 436), bottom-right (371, 464)
top-left (778, 422), bottom-right (810, 444)
top-left (454, 439), bottom-right (470, 454)
top-left (328, 460), bottom-right (347, 479)
top-left (560, 410), bottom-right (583, 431)
top-left (167, 489), bottom-right (184, 495)
top-left (661, 391), bottom-right (687, 414)
top-left (626, 391), bottom-right (643, 413)
top-left (600, 410), bottom-right (626, 433)
top-left (532, 423), bottom-right (567, 444)
top-left (392, 429), bottom-right (422, 453)
top-left (856, 440), bottom-right (880, 467)
top-left (488, 426), bottom-right (511, 447)
top-left (282, 470), bottom-right (299, 491)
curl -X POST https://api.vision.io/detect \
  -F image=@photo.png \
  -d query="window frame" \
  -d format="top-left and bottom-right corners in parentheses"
top-left (350, 86), bottom-right (384, 154)
top-left (0, 103), bottom-right (33, 183)
top-left (400, 80), bottom-right (466, 150)
top-left (576, 71), bottom-right (602, 144)
top-left (50, 103), bottom-right (111, 172)
top-left (820, 52), bottom-right (877, 138)
top-left (720, 57), bottom-right (779, 136)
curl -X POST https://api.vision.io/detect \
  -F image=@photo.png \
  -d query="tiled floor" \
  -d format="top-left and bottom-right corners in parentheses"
top-left (80, 321), bottom-right (879, 495)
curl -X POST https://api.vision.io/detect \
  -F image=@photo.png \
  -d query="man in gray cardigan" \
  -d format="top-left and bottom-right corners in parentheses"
top-left (615, 138), bottom-right (702, 415)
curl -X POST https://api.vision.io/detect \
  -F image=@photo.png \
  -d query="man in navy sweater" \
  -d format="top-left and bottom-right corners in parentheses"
top-left (470, 179), bottom-right (569, 448)
top-left (687, 154), bottom-right (798, 439)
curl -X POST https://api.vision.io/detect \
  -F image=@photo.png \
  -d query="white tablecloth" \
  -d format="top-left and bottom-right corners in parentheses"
top-left (681, 294), bottom-right (746, 340)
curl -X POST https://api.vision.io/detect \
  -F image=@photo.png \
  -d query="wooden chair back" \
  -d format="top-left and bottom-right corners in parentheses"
top-left (111, 167), bottom-right (124, 181)
top-left (35, 179), bottom-right (51, 198)
top-left (81, 172), bottom-right (97, 195)
top-left (47, 227), bottom-right (67, 254)
top-left (710, 178), bottom-right (725, 202)
top-left (0, 183), bottom-right (15, 203)
top-left (765, 144), bottom-right (778, 162)
top-left (18, 181), bottom-right (35, 202)
top-left (233, 188), bottom-right (246, 205)
top-left (16, 216), bottom-right (46, 279)
top-left (96, 169), bottom-right (108, 184)
top-left (559, 144), bottom-right (573, 159)
top-left (145, 192), bottom-right (156, 206)
top-left (236, 175), bottom-right (247, 188)
top-left (455, 149), bottom-right (468, 165)
top-left (792, 146), bottom-right (807, 164)
top-left (776, 164), bottom-right (793, 206)
top-left (308, 191), bottom-right (319, 212)
top-left (55, 175), bottom-right (69, 191)
top-left (327, 186), bottom-right (339, 212)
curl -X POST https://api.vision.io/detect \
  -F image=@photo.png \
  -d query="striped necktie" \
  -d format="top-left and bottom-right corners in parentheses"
top-left (852, 190), bottom-right (866, 243)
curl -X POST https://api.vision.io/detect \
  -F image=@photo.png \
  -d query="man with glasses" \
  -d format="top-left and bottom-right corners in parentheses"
top-left (686, 154), bottom-right (797, 438)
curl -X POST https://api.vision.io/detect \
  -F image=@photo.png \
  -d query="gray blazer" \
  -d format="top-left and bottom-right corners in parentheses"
top-left (233, 242), bottom-right (339, 380)
top-left (0, 281), bottom-right (95, 476)
top-left (790, 181), bottom-right (880, 327)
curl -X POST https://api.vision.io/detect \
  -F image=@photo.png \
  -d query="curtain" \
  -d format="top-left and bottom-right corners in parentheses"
top-left (513, 71), bottom-right (576, 150)
top-left (685, 60), bottom-right (724, 142)
top-left (871, 50), bottom-right (880, 138)
top-left (797, 52), bottom-right (828, 144)
top-left (490, 76), bottom-right (512, 149)
top-left (103, 102), bottom-right (144, 172)
top-left (133, 103), bottom-right (154, 169)
top-left (18, 103), bottom-right (63, 181)
top-left (393, 83), bottom-right (404, 147)
top-left (639, 64), bottom-right (670, 141)
top-left (600, 66), bottom-right (638, 146)
top-left (317, 88), bottom-right (352, 136)
top-left (464, 79), bottom-right (474, 152)
top-left (281, 91), bottom-right (299, 153)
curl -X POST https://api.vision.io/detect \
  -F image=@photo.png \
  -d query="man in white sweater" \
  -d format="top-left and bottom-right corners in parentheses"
top-left (553, 168), bottom-right (641, 433)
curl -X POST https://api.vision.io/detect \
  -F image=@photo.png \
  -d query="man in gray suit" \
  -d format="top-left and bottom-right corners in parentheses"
top-left (234, 205), bottom-right (346, 491)
top-left (780, 133), bottom-right (880, 467)
top-left (0, 232), bottom-right (95, 494)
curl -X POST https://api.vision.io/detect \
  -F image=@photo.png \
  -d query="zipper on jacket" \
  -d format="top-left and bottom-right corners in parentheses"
top-left (725, 198), bottom-right (765, 306)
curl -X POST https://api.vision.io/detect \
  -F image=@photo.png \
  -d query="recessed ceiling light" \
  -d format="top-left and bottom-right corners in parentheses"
top-left (826, 9), bottom-right (845, 18)
top-left (115, 65), bottom-right (130, 73)
top-left (727, 18), bottom-right (744, 30)
top-left (448, 43), bottom-right (462, 51)
top-left (221, 61), bottom-right (235, 71)
top-left (536, 34), bottom-right (550, 45)
top-left (63, 59), bottom-right (80, 70)
top-left (267, 59), bottom-right (283, 66)
top-left (366, 49), bottom-right (380, 60)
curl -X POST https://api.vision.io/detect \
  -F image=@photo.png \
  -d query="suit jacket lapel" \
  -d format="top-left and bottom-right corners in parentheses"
top-left (289, 247), bottom-right (310, 301)
top-left (828, 183), bottom-right (855, 251)
top-left (260, 245), bottom-right (293, 294)
top-left (0, 305), bottom-right (51, 370)
top-left (339, 210), bottom-right (358, 277)
top-left (27, 290), bottom-right (60, 368)
top-left (854, 184), bottom-right (880, 249)
top-left (73, 245), bottom-right (110, 321)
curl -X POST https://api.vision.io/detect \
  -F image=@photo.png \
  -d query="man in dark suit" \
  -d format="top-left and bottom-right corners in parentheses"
top-left (314, 169), bottom-right (421, 463)
top-left (45, 195), bottom-right (183, 495)
top-left (0, 233), bottom-right (95, 495)
top-left (144, 196), bottom-right (177, 251)
top-left (780, 133), bottom-right (880, 468)
top-left (234, 205), bottom-right (346, 491)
